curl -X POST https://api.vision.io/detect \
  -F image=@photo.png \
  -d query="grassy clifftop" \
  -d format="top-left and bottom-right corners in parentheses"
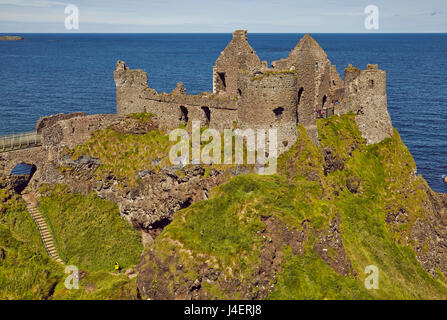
top-left (0, 185), bottom-right (142, 300)
top-left (1, 113), bottom-right (446, 300)
top-left (0, 190), bottom-right (61, 299)
top-left (138, 114), bottom-right (447, 299)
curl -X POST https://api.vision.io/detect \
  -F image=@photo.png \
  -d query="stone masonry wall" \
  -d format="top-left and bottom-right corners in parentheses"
top-left (42, 114), bottom-right (119, 150)
top-left (344, 64), bottom-right (393, 144)
top-left (0, 113), bottom-right (118, 193)
top-left (237, 71), bottom-right (299, 153)
top-left (114, 31), bottom-right (392, 147)
top-left (270, 34), bottom-right (345, 144)
top-left (213, 30), bottom-right (263, 97)
top-left (114, 61), bottom-right (238, 131)
top-left (35, 112), bottom-right (85, 134)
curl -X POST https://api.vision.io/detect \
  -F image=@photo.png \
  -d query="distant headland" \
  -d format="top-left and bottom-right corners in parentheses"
top-left (0, 35), bottom-right (24, 41)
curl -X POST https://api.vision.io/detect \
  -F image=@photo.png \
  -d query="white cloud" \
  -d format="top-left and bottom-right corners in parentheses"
top-left (0, 0), bottom-right (69, 7)
top-left (0, 0), bottom-right (446, 32)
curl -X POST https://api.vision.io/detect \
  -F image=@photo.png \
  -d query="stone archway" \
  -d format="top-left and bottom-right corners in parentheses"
top-left (0, 147), bottom-right (47, 194)
top-left (9, 162), bottom-right (37, 194)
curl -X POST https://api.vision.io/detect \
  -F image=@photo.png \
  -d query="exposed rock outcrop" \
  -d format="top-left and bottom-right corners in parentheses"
top-left (387, 188), bottom-right (447, 278)
top-left (0, 115), bottom-right (235, 234)
top-left (0, 35), bottom-right (24, 41)
top-left (137, 215), bottom-right (308, 300)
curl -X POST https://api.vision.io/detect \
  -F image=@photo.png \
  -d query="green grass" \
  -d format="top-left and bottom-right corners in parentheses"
top-left (2, 113), bottom-right (447, 300)
top-left (52, 271), bottom-right (139, 300)
top-left (128, 111), bottom-right (157, 123)
top-left (269, 247), bottom-right (372, 300)
top-left (38, 185), bottom-right (143, 272)
top-left (0, 188), bottom-right (62, 300)
top-left (0, 184), bottom-right (142, 300)
top-left (144, 114), bottom-right (447, 299)
top-left (70, 127), bottom-right (173, 185)
top-left (69, 120), bottom-right (257, 188)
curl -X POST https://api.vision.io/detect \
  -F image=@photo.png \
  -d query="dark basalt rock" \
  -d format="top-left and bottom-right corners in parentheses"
top-left (323, 147), bottom-right (344, 176)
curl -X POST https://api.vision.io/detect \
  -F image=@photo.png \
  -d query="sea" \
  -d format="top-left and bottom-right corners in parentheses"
top-left (0, 33), bottom-right (446, 192)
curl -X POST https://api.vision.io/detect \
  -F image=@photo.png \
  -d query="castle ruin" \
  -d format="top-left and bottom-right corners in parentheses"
top-left (113, 30), bottom-right (393, 150)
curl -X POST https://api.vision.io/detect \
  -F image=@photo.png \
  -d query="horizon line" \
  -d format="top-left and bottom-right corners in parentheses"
top-left (2, 32), bottom-right (447, 34)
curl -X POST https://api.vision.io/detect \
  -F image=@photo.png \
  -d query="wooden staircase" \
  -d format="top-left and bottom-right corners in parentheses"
top-left (22, 193), bottom-right (64, 264)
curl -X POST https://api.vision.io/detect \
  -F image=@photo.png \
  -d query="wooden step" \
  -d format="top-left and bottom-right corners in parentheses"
top-left (22, 194), bottom-right (65, 265)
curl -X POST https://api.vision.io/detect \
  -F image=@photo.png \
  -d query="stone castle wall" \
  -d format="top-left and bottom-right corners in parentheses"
top-left (114, 31), bottom-right (393, 147)
top-left (35, 112), bottom-right (85, 134)
top-left (213, 30), bottom-right (264, 97)
top-left (343, 64), bottom-right (393, 144)
top-left (237, 71), bottom-right (299, 152)
top-left (41, 114), bottom-right (119, 150)
top-left (114, 61), bottom-right (238, 131)
top-left (114, 31), bottom-right (393, 148)
top-left (0, 113), bottom-right (119, 193)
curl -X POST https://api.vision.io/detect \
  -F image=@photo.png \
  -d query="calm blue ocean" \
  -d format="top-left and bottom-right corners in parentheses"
top-left (0, 33), bottom-right (446, 192)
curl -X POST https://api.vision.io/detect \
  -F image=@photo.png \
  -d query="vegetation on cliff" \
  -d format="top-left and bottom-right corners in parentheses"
top-left (138, 114), bottom-right (447, 299)
top-left (70, 113), bottom-right (173, 185)
top-left (38, 184), bottom-right (142, 272)
top-left (0, 185), bottom-right (142, 300)
top-left (0, 190), bottom-right (61, 299)
top-left (1, 112), bottom-right (446, 300)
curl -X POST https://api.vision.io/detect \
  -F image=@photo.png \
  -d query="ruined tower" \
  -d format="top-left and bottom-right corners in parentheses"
top-left (237, 71), bottom-right (299, 152)
top-left (114, 60), bottom-right (150, 115)
top-left (271, 34), bottom-right (344, 143)
top-left (213, 30), bottom-right (264, 97)
top-left (343, 64), bottom-right (393, 144)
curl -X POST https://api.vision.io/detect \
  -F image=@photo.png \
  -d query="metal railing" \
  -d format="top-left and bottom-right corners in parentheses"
top-left (0, 131), bottom-right (42, 152)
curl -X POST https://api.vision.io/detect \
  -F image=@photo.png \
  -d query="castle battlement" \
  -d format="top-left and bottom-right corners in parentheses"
top-left (114, 31), bottom-right (393, 150)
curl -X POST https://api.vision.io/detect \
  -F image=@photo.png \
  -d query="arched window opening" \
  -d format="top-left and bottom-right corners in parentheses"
top-left (179, 106), bottom-right (189, 123)
top-left (202, 106), bottom-right (211, 126)
top-left (217, 72), bottom-right (226, 91)
top-left (273, 107), bottom-right (284, 121)
top-left (322, 95), bottom-right (327, 108)
top-left (298, 87), bottom-right (304, 105)
top-left (370, 79), bottom-right (374, 89)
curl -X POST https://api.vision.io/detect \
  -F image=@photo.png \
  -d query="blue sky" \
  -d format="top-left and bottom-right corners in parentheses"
top-left (0, 0), bottom-right (446, 33)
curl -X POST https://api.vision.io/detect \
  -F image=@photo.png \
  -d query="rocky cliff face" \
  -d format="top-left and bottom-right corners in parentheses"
top-left (0, 114), bottom-right (245, 237)
top-left (1, 112), bottom-right (446, 300)
top-left (135, 115), bottom-right (447, 300)
top-left (53, 155), bottom-right (229, 234)
top-left (388, 188), bottom-right (447, 278)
